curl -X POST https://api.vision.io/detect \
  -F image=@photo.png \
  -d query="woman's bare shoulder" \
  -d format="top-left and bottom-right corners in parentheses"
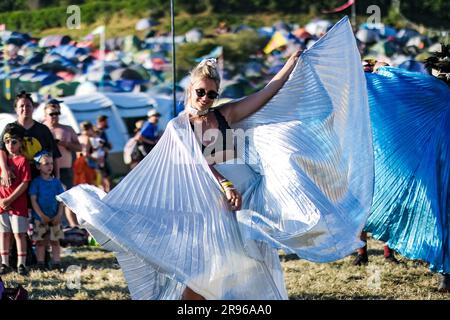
top-left (215, 97), bottom-right (246, 122)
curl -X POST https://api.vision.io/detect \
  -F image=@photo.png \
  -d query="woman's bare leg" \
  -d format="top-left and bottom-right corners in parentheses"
top-left (182, 286), bottom-right (206, 300)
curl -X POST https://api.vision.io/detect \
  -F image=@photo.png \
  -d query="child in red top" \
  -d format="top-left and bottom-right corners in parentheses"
top-left (0, 123), bottom-right (32, 276)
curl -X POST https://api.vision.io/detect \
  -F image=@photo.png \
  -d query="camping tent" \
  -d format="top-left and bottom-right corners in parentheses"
top-left (0, 113), bottom-right (17, 134)
top-left (34, 93), bottom-right (130, 175)
top-left (103, 92), bottom-right (159, 134)
top-left (38, 35), bottom-right (71, 48)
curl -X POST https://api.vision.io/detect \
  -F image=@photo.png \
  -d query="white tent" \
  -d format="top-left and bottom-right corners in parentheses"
top-left (103, 92), bottom-right (160, 134)
top-left (33, 92), bottom-right (175, 175)
top-left (105, 91), bottom-right (176, 131)
top-left (152, 95), bottom-right (177, 127)
top-left (34, 93), bottom-right (130, 175)
top-left (305, 19), bottom-right (332, 37)
top-left (0, 113), bottom-right (17, 134)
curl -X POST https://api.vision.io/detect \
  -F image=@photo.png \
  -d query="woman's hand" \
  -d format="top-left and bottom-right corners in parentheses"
top-left (224, 188), bottom-right (242, 211)
top-left (284, 49), bottom-right (302, 70)
top-left (218, 179), bottom-right (242, 211)
top-left (0, 167), bottom-right (15, 187)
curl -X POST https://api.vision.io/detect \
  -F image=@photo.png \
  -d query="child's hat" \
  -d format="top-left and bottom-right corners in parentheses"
top-left (33, 150), bottom-right (52, 164)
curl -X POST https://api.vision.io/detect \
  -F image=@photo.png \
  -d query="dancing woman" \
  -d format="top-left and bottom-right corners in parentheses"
top-left (58, 17), bottom-right (374, 299)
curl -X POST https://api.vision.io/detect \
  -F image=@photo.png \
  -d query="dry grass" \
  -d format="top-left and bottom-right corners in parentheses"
top-left (1, 238), bottom-right (448, 300)
top-left (282, 238), bottom-right (447, 300)
top-left (1, 247), bottom-right (129, 300)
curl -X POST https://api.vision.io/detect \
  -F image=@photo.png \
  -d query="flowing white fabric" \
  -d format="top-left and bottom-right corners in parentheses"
top-left (57, 16), bottom-right (373, 300)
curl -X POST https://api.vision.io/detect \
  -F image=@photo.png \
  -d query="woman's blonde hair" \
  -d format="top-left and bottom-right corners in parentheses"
top-left (184, 58), bottom-right (221, 106)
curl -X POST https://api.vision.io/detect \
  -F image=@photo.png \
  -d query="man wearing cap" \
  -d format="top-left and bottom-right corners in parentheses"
top-left (96, 115), bottom-right (112, 192)
top-left (136, 109), bottom-right (161, 155)
top-left (43, 99), bottom-right (82, 227)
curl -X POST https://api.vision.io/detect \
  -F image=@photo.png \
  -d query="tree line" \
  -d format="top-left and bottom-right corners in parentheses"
top-left (0, 0), bottom-right (448, 33)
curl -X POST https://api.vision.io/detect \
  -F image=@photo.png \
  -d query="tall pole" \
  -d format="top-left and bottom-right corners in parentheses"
top-left (170, 0), bottom-right (176, 118)
top-left (99, 27), bottom-right (105, 93)
top-left (351, 0), bottom-right (356, 28)
top-left (3, 24), bottom-right (11, 102)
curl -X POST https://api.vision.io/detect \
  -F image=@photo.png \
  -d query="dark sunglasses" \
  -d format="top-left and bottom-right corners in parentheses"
top-left (195, 88), bottom-right (219, 100)
top-left (4, 139), bottom-right (19, 145)
top-left (49, 112), bottom-right (61, 117)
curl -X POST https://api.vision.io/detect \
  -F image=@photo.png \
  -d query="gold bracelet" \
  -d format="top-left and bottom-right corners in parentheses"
top-left (221, 181), bottom-right (234, 188)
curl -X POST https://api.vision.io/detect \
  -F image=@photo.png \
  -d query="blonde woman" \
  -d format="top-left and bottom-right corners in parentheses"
top-left (58, 17), bottom-right (374, 300)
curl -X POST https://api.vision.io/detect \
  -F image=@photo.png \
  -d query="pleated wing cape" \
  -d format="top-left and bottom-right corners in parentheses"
top-left (57, 16), bottom-right (374, 299)
top-left (365, 67), bottom-right (450, 273)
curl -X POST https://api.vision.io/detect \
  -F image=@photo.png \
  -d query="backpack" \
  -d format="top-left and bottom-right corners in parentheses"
top-left (124, 138), bottom-right (146, 165)
top-left (0, 277), bottom-right (28, 300)
top-left (60, 227), bottom-right (89, 247)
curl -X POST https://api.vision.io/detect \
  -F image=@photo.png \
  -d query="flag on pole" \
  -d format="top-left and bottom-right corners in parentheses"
top-left (322, 0), bottom-right (355, 13)
top-left (195, 46), bottom-right (223, 62)
top-left (84, 25), bottom-right (105, 41)
top-left (91, 25), bottom-right (105, 35)
top-left (263, 32), bottom-right (288, 54)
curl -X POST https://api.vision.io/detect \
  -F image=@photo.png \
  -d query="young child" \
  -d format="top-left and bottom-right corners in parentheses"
top-left (90, 129), bottom-right (106, 170)
top-left (29, 151), bottom-right (65, 271)
top-left (0, 123), bottom-right (32, 276)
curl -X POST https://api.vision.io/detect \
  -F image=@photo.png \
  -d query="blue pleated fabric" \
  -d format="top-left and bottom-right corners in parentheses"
top-left (364, 67), bottom-right (450, 273)
top-left (57, 16), bottom-right (374, 299)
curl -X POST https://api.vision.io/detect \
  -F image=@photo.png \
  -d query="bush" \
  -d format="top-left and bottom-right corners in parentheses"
top-left (1, 0), bottom-right (448, 33)
top-left (0, 0), bottom-right (156, 32)
top-left (401, 0), bottom-right (450, 29)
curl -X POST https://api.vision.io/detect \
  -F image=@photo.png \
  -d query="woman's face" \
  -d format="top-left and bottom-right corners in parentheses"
top-left (189, 78), bottom-right (218, 111)
top-left (4, 137), bottom-right (22, 156)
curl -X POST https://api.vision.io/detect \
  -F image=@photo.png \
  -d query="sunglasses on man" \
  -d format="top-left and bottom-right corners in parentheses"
top-left (49, 112), bottom-right (61, 117)
top-left (195, 88), bottom-right (219, 100)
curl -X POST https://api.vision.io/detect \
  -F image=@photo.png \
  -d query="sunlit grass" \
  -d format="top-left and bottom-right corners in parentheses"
top-left (1, 238), bottom-right (447, 300)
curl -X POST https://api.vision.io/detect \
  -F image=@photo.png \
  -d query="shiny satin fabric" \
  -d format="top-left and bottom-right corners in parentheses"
top-left (364, 67), bottom-right (450, 273)
top-left (57, 16), bottom-right (374, 299)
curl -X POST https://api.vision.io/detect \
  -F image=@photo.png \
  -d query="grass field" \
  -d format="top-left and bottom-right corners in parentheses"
top-left (1, 237), bottom-right (448, 300)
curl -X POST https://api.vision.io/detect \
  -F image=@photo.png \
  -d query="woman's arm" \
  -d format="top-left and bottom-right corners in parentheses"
top-left (209, 165), bottom-right (242, 211)
top-left (219, 50), bottom-right (301, 124)
top-left (209, 164), bottom-right (226, 182)
top-left (0, 150), bottom-right (14, 187)
top-left (0, 181), bottom-right (28, 210)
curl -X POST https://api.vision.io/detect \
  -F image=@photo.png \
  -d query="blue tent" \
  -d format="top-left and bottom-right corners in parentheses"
top-left (50, 45), bottom-right (89, 59)
top-left (31, 72), bottom-right (62, 85)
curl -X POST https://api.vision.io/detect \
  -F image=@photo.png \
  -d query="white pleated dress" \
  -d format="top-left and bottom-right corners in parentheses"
top-left (57, 16), bottom-right (374, 300)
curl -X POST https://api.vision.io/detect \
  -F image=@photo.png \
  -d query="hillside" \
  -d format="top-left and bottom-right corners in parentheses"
top-left (0, 1), bottom-right (448, 39)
